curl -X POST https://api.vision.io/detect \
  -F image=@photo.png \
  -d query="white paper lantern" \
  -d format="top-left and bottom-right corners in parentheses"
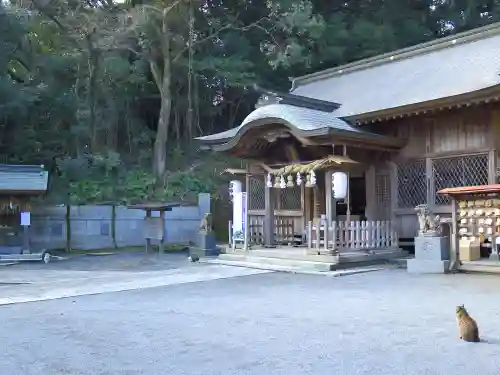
top-left (332, 171), bottom-right (348, 199)
top-left (266, 173), bottom-right (273, 188)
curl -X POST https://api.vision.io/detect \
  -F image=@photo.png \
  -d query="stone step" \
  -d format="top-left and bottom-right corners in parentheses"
top-left (218, 253), bottom-right (335, 272)
top-left (204, 258), bottom-right (389, 277)
top-left (218, 249), bottom-right (409, 272)
top-left (221, 248), bottom-right (338, 263)
top-left (206, 259), bottom-right (320, 274)
top-left (338, 250), bottom-right (408, 263)
top-left (459, 261), bottom-right (500, 274)
top-left (386, 257), bottom-right (412, 269)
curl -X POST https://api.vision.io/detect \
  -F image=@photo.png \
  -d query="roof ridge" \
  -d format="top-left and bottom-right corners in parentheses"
top-left (291, 21), bottom-right (500, 88)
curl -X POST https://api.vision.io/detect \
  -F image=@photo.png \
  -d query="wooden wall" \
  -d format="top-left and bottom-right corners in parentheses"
top-left (369, 103), bottom-right (499, 238)
top-left (389, 104), bottom-right (493, 159)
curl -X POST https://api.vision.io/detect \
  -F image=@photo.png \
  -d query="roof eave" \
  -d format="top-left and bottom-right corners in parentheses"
top-left (204, 125), bottom-right (403, 154)
top-left (210, 124), bottom-right (330, 153)
top-left (0, 190), bottom-right (47, 195)
top-left (350, 84), bottom-right (500, 125)
top-left (326, 128), bottom-right (404, 148)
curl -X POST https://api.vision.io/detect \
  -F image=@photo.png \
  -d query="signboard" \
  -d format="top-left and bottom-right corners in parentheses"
top-left (20, 212), bottom-right (31, 226)
top-left (143, 216), bottom-right (164, 240)
top-left (233, 192), bottom-right (244, 233)
top-left (241, 192), bottom-right (247, 235)
top-left (232, 192), bottom-right (247, 239)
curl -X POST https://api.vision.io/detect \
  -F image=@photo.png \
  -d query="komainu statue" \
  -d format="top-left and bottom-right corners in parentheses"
top-left (415, 204), bottom-right (441, 237)
top-left (199, 212), bottom-right (213, 234)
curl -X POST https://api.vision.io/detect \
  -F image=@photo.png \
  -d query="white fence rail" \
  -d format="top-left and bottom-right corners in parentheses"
top-left (307, 220), bottom-right (398, 252)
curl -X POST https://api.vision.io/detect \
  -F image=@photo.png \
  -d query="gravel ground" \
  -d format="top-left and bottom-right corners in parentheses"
top-left (0, 269), bottom-right (499, 375)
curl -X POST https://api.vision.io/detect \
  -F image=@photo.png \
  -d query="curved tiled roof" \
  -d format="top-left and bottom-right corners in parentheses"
top-left (195, 104), bottom-right (383, 143)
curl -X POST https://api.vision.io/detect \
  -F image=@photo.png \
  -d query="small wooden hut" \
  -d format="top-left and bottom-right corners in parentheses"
top-left (0, 164), bottom-right (49, 249)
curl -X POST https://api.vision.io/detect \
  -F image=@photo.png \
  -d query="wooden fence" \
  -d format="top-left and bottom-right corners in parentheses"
top-left (228, 215), bottom-right (298, 248)
top-left (227, 218), bottom-right (399, 252)
top-left (307, 220), bottom-right (398, 253)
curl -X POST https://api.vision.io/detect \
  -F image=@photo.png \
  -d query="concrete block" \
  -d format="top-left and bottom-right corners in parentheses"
top-left (414, 236), bottom-right (449, 261)
top-left (407, 259), bottom-right (450, 274)
top-left (189, 246), bottom-right (221, 257)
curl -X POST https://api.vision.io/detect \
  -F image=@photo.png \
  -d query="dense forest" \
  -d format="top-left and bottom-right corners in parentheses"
top-left (1, 0), bottom-right (499, 204)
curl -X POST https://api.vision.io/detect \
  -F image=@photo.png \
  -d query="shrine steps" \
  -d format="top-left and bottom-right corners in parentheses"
top-left (211, 248), bottom-right (408, 273)
top-left (459, 260), bottom-right (500, 274)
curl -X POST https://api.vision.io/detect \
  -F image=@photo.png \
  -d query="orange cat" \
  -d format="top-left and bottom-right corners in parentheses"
top-left (456, 305), bottom-right (480, 342)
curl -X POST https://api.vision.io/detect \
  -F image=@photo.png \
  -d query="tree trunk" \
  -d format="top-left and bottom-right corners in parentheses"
top-left (86, 32), bottom-right (99, 152)
top-left (153, 80), bottom-right (171, 178)
top-left (151, 15), bottom-right (172, 180)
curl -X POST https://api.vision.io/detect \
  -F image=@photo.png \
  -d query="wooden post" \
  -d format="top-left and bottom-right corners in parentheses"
top-left (315, 222), bottom-right (321, 252)
top-left (146, 209), bottom-right (151, 253)
top-left (365, 165), bottom-right (376, 220)
top-left (331, 221), bottom-right (337, 251)
top-left (325, 169), bottom-right (333, 226)
top-left (375, 220), bottom-right (381, 249)
top-left (488, 149), bottom-right (497, 184)
top-left (307, 221), bottom-right (312, 248)
top-left (243, 168), bottom-right (250, 251)
top-left (361, 221), bottom-right (367, 248)
top-left (323, 220), bottom-right (328, 253)
top-left (426, 157), bottom-right (434, 208)
top-left (338, 221), bottom-right (344, 251)
top-left (451, 198), bottom-right (459, 265)
top-left (264, 178), bottom-right (275, 248)
top-left (346, 172), bottom-right (351, 223)
top-left (159, 210), bottom-right (165, 255)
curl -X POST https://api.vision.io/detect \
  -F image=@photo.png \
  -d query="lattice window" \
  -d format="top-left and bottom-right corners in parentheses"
top-left (248, 175), bottom-right (265, 210)
top-left (277, 186), bottom-right (302, 210)
top-left (397, 159), bottom-right (426, 208)
top-left (433, 154), bottom-right (488, 205)
top-left (375, 173), bottom-right (391, 219)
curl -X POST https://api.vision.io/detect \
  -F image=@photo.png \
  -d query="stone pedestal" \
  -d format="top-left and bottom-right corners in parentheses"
top-left (190, 233), bottom-right (220, 257)
top-left (407, 236), bottom-right (450, 274)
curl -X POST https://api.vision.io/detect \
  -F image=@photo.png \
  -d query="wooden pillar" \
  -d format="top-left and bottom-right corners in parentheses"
top-left (488, 149), bottom-right (497, 184)
top-left (243, 167), bottom-right (250, 251)
top-left (264, 182), bottom-right (275, 248)
top-left (426, 157), bottom-right (434, 208)
top-left (388, 161), bottom-right (398, 223)
top-left (313, 186), bottom-right (319, 218)
top-left (159, 210), bottom-right (165, 255)
top-left (145, 209), bottom-right (151, 253)
top-left (365, 165), bottom-right (376, 221)
top-left (450, 198), bottom-right (459, 267)
top-left (346, 171), bottom-right (351, 223)
top-left (305, 186), bottom-right (312, 223)
top-left (325, 170), bottom-right (333, 226)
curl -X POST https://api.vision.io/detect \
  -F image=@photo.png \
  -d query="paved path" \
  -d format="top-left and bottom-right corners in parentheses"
top-left (1, 269), bottom-right (500, 374)
top-left (0, 252), bottom-right (271, 305)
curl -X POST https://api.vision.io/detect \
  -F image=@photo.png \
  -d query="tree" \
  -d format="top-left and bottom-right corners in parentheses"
top-left (3, 0), bottom-right (500, 204)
